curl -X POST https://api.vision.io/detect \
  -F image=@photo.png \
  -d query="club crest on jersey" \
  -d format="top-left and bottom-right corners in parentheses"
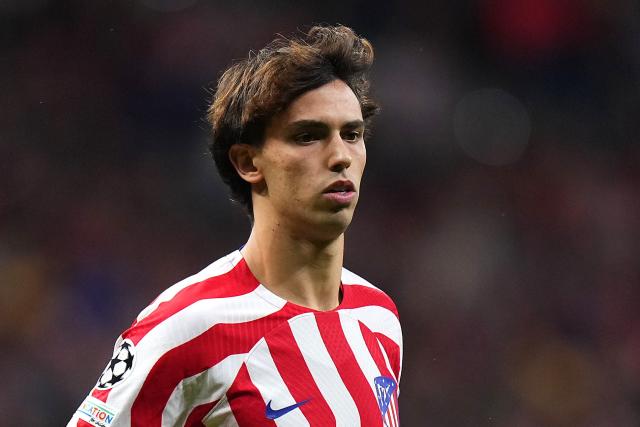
top-left (374, 376), bottom-right (397, 418)
top-left (96, 338), bottom-right (136, 390)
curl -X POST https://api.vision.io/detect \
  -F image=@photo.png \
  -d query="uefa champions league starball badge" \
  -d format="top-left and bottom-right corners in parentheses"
top-left (96, 339), bottom-right (136, 389)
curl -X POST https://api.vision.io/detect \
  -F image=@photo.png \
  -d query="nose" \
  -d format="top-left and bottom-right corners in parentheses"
top-left (327, 132), bottom-right (352, 172)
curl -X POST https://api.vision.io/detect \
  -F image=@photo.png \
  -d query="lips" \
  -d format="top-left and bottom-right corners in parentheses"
top-left (323, 180), bottom-right (356, 194)
top-left (322, 180), bottom-right (357, 205)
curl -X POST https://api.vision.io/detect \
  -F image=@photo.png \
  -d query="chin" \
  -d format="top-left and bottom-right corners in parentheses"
top-left (313, 210), bottom-right (355, 241)
top-left (286, 204), bottom-right (356, 242)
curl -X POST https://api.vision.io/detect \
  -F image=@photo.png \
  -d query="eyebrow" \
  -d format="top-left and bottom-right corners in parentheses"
top-left (285, 119), bottom-right (364, 132)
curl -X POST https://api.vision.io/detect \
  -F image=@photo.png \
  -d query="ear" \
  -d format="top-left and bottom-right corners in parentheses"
top-left (228, 144), bottom-right (263, 184)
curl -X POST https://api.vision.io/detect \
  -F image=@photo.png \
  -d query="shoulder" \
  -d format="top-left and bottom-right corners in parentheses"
top-left (133, 250), bottom-right (246, 324)
top-left (339, 267), bottom-right (403, 381)
top-left (340, 267), bottom-right (399, 318)
top-left (123, 250), bottom-right (273, 345)
top-left (339, 266), bottom-right (402, 347)
top-left (75, 252), bottom-right (279, 424)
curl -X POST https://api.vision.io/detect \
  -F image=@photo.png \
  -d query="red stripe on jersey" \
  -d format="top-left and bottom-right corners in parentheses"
top-left (125, 260), bottom-right (259, 345)
top-left (265, 318), bottom-right (335, 425)
top-left (359, 322), bottom-right (394, 381)
top-left (227, 364), bottom-right (277, 427)
top-left (78, 420), bottom-right (94, 427)
top-left (359, 322), bottom-right (400, 424)
top-left (375, 332), bottom-right (401, 380)
top-left (340, 284), bottom-right (399, 316)
top-left (130, 311), bottom-right (287, 425)
top-left (315, 312), bottom-right (382, 423)
top-left (90, 388), bottom-right (110, 403)
top-left (184, 401), bottom-right (217, 427)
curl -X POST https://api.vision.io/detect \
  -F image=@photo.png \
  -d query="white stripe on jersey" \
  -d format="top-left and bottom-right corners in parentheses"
top-left (339, 305), bottom-right (403, 382)
top-left (109, 290), bottom-right (286, 425)
top-left (162, 353), bottom-right (246, 427)
top-left (338, 311), bottom-right (382, 403)
top-left (245, 339), bottom-right (310, 426)
top-left (136, 251), bottom-right (242, 322)
top-left (289, 314), bottom-right (360, 427)
top-left (66, 414), bottom-right (80, 427)
top-left (341, 268), bottom-right (377, 289)
top-left (202, 395), bottom-right (239, 427)
top-left (338, 306), bottom-right (401, 347)
top-left (202, 395), bottom-right (240, 427)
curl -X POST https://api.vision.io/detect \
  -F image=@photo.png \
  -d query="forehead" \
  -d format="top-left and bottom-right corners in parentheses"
top-left (279, 79), bottom-right (363, 125)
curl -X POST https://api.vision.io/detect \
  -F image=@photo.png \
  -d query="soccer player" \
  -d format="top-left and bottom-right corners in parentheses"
top-left (69, 25), bottom-right (402, 426)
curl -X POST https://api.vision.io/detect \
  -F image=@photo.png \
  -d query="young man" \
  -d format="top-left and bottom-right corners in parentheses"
top-left (69, 25), bottom-right (402, 426)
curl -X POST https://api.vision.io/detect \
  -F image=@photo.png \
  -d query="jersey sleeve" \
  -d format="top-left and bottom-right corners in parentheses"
top-left (67, 301), bottom-right (232, 426)
top-left (67, 321), bottom-right (209, 427)
top-left (68, 334), bottom-right (137, 427)
top-left (68, 252), bottom-right (262, 426)
top-left (382, 304), bottom-right (403, 390)
top-left (371, 296), bottom-right (403, 392)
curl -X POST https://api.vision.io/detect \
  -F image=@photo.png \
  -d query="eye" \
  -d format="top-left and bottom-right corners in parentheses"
top-left (343, 131), bottom-right (361, 142)
top-left (294, 132), bottom-right (317, 144)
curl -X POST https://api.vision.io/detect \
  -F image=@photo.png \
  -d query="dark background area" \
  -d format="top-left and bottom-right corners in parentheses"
top-left (2, 0), bottom-right (640, 425)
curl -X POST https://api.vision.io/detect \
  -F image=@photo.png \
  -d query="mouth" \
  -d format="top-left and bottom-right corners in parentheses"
top-left (322, 180), bottom-right (357, 205)
top-left (323, 180), bottom-right (356, 194)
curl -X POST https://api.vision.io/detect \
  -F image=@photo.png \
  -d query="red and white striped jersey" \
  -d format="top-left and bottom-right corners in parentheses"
top-left (69, 250), bottom-right (403, 427)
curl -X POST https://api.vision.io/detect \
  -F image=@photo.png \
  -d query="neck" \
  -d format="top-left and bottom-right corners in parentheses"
top-left (240, 215), bottom-right (345, 311)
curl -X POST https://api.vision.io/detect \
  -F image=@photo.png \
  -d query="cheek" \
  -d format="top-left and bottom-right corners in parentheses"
top-left (267, 154), bottom-right (311, 195)
top-left (353, 145), bottom-right (367, 177)
top-left (287, 162), bottom-right (316, 195)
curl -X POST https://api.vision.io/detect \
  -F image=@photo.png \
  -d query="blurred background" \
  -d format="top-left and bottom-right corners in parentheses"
top-left (2, 0), bottom-right (640, 425)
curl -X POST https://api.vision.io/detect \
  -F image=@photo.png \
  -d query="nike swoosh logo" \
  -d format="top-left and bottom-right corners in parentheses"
top-left (265, 399), bottom-right (311, 419)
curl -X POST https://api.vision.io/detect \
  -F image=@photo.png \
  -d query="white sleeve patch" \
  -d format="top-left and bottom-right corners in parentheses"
top-left (74, 396), bottom-right (118, 427)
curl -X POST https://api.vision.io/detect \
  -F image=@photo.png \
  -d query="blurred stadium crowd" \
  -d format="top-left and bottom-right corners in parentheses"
top-left (2, 0), bottom-right (639, 425)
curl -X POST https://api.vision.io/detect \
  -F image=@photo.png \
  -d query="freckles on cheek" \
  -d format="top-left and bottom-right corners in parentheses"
top-left (271, 160), bottom-right (298, 192)
top-left (279, 154), bottom-right (309, 178)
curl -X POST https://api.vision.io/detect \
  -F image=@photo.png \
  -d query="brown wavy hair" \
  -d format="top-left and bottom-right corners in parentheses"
top-left (206, 25), bottom-right (380, 218)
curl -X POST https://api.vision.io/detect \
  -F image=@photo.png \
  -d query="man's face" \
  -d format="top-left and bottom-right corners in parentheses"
top-left (253, 79), bottom-right (366, 241)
